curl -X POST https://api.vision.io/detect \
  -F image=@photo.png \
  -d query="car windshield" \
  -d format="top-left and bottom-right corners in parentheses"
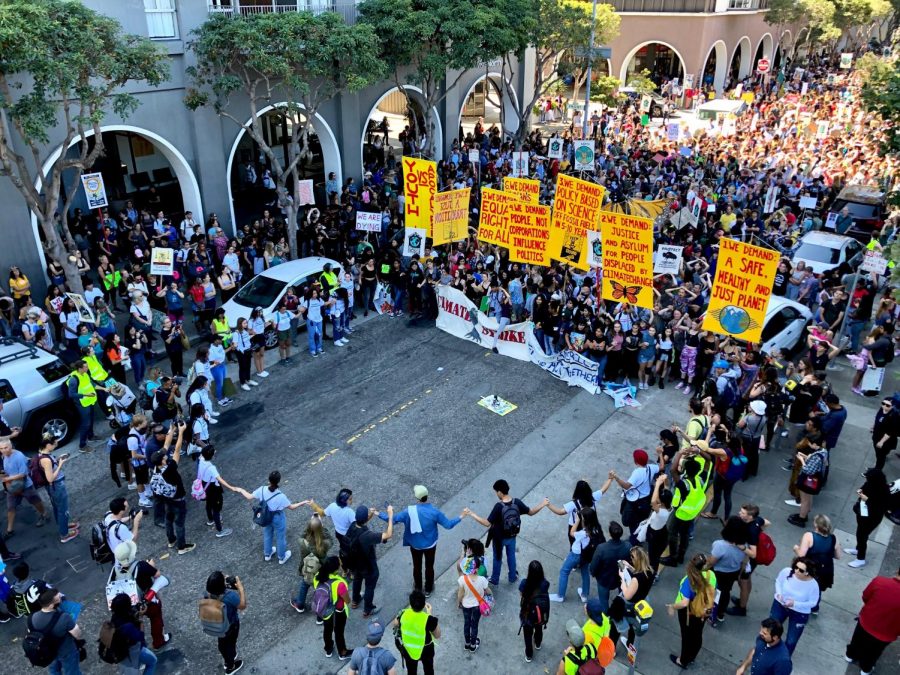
top-left (37, 359), bottom-right (71, 384)
top-left (794, 243), bottom-right (840, 264)
top-left (834, 200), bottom-right (880, 220)
top-left (231, 275), bottom-right (287, 309)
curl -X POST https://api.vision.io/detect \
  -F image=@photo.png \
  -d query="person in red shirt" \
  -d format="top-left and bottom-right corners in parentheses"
top-left (845, 567), bottom-right (900, 674)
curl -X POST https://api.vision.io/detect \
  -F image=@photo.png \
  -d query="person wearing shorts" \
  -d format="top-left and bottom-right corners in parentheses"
top-left (1, 439), bottom-right (47, 536)
top-left (272, 301), bottom-right (299, 365)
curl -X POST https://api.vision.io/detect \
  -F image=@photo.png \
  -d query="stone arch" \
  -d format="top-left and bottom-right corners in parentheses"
top-left (619, 40), bottom-right (686, 85)
top-left (361, 85), bottom-right (444, 171)
top-left (457, 72), bottom-right (520, 139)
top-left (729, 36), bottom-right (753, 82)
top-left (702, 40), bottom-right (728, 92)
top-left (756, 33), bottom-right (774, 65)
top-left (225, 102), bottom-right (342, 236)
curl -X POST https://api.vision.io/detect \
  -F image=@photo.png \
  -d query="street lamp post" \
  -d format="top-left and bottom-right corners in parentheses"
top-left (582, 0), bottom-right (598, 140)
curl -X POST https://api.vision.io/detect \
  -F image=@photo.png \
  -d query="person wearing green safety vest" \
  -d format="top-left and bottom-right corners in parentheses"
top-left (662, 452), bottom-right (714, 567)
top-left (319, 263), bottom-right (338, 298)
top-left (80, 346), bottom-right (115, 420)
top-left (557, 619), bottom-right (598, 675)
top-left (313, 556), bottom-right (352, 660)
top-left (67, 359), bottom-right (107, 452)
top-left (97, 254), bottom-right (122, 309)
top-left (392, 589), bottom-right (440, 675)
top-left (582, 596), bottom-right (611, 648)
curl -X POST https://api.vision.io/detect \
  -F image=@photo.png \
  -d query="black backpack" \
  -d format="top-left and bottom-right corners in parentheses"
top-left (501, 501), bottom-right (522, 537)
top-left (341, 525), bottom-right (365, 572)
top-left (23, 612), bottom-right (62, 667)
top-left (579, 528), bottom-right (605, 566)
top-left (528, 589), bottom-right (551, 627)
top-left (90, 517), bottom-right (116, 564)
top-left (108, 427), bottom-right (131, 463)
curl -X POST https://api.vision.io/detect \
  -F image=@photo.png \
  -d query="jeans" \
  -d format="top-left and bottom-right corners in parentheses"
top-left (710, 473), bottom-right (736, 519)
top-left (48, 646), bottom-right (81, 675)
top-left (411, 546), bottom-right (436, 593)
top-left (164, 499), bottom-right (187, 549)
top-left (591, 354), bottom-right (608, 385)
top-left (47, 480), bottom-right (70, 538)
top-left (134, 646), bottom-right (157, 675)
top-left (210, 363), bottom-right (226, 400)
top-left (557, 551), bottom-right (591, 600)
top-left (131, 351), bottom-right (146, 386)
top-left (362, 284), bottom-right (375, 312)
top-left (490, 537), bottom-right (518, 584)
top-left (263, 511), bottom-right (287, 560)
top-left (769, 599), bottom-right (808, 654)
top-left (492, 317), bottom-right (510, 349)
top-left (596, 586), bottom-right (612, 614)
top-left (307, 320), bottom-right (323, 354)
top-left (76, 403), bottom-right (94, 448)
top-left (462, 606), bottom-right (481, 646)
top-left (293, 579), bottom-right (311, 607)
top-left (341, 310), bottom-right (352, 333)
top-left (331, 315), bottom-right (344, 342)
top-left (351, 567), bottom-right (380, 613)
top-left (322, 609), bottom-right (347, 654)
top-left (849, 319), bottom-right (867, 352)
top-left (392, 287), bottom-right (406, 313)
top-left (218, 622), bottom-right (239, 669)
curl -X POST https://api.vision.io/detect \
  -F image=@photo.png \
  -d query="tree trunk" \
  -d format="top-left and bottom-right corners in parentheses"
top-left (40, 210), bottom-right (84, 294)
top-left (287, 202), bottom-right (299, 261)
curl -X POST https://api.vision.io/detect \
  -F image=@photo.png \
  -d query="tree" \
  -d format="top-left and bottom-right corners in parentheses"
top-left (492, 0), bottom-right (619, 148)
top-left (589, 75), bottom-right (623, 108)
top-left (359, 0), bottom-right (506, 160)
top-left (0, 0), bottom-right (168, 292)
top-left (625, 69), bottom-right (657, 95)
top-left (858, 52), bottom-right (900, 152)
top-left (186, 12), bottom-right (384, 259)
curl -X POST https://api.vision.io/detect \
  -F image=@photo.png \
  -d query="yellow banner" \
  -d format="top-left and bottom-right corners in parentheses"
top-left (504, 177), bottom-right (541, 205)
top-left (403, 156), bottom-right (437, 236)
top-left (478, 188), bottom-right (516, 246)
top-left (507, 202), bottom-right (551, 266)
top-left (605, 198), bottom-right (667, 220)
top-left (549, 174), bottom-right (606, 270)
top-left (599, 211), bottom-right (654, 310)
top-left (432, 188), bottom-right (470, 246)
top-left (702, 237), bottom-right (779, 343)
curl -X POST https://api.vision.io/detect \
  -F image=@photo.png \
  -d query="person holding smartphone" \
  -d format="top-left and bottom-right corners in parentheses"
top-left (36, 435), bottom-right (78, 544)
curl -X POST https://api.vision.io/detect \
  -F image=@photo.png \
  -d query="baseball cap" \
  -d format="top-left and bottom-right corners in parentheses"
top-left (355, 505), bottom-right (370, 524)
top-left (713, 359), bottom-right (729, 369)
top-left (414, 485), bottom-right (428, 500)
top-left (566, 619), bottom-right (585, 648)
top-left (366, 619), bottom-right (385, 645)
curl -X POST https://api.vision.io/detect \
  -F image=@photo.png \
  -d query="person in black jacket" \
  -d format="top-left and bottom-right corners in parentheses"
top-left (109, 592), bottom-right (156, 674)
top-left (589, 521), bottom-right (631, 614)
top-left (845, 468), bottom-right (891, 569)
top-left (872, 398), bottom-right (900, 471)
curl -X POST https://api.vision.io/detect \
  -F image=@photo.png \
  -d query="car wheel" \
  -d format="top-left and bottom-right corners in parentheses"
top-left (264, 327), bottom-right (278, 349)
top-left (31, 409), bottom-right (73, 444)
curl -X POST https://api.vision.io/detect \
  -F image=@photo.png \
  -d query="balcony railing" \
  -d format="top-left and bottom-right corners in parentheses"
top-left (603, 0), bottom-right (767, 11)
top-left (207, 1), bottom-right (360, 23)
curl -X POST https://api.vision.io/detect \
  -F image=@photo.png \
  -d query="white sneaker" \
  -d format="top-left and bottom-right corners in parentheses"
top-left (264, 546), bottom-right (276, 562)
top-left (548, 594), bottom-right (565, 602)
top-left (241, 384), bottom-right (251, 392)
top-left (127, 482), bottom-right (138, 491)
top-left (210, 411), bottom-right (221, 417)
top-left (784, 499), bottom-right (801, 507)
top-left (844, 548), bottom-right (858, 556)
top-left (138, 499), bottom-right (153, 509)
top-left (248, 380), bottom-right (259, 387)
top-left (848, 559), bottom-right (867, 569)
top-left (336, 339), bottom-right (347, 346)
top-left (258, 370), bottom-right (269, 378)
top-left (780, 430), bottom-right (789, 437)
top-left (208, 417), bottom-right (219, 425)
top-left (279, 550), bottom-right (292, 565)
top-left (577, 588), bottom-right (587, 603)
top-left (216, 528), bottom-right (233, 538)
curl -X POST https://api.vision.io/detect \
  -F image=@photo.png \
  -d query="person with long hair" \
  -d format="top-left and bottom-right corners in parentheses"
top-left (109, 592), bottom-right (157, 675)
top-left (845, 468), bottom-right (891, 569)
top-left (291, 514), bottom-right (334, 613)
top-left (311, 556), bottom-right (351, 659)
top-left (124, 325), bottom-right (148, 387)
top-left (188, 402), bottom-right (210, 456)
top-left (666, 553), bottom-right (717, 669)
top-left (159, 317), bottom-right (185, 377)
top-left (232, 318), bottom-right (257, 391)
top-left (104, 333), bottom-right (127, 384)
top-left (198, 445), bottom-right (237, 539)
top-left (550, 506), bottom-right (604, 603)
top-left (8, 266), bottom-right (31, 310)
top-left (456, 549), bottom-right (491, 652)
top-left (186, 375), bottom-right (219, 426)
top-left (770, 556), bottom-right (820, 654)
top-left (655, 325), bottom-right (675, 389)
top-left (545, 478), bottom-right (613, 546)
top-left (609, 546), bottom-right (655, 646)
top-left (677, 320), bottom-right (701, 395)
top-left (706, 516), bottom-right (749, 624)
top-left (519, 560), bottom-right (550, 663)
top-left (647, 474), bottom-right (673, 573)
top-left (793, 513), bottom-right (840, 613)
top-left (247, 307), bottom-right (270, 377)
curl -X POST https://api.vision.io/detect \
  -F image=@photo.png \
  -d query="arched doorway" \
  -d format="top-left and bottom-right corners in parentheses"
top-left (702, 41), bottom-right (728, 92)
top-left (226, 105), bottom-right (340, 231)
top-left (620, 41), bottom-right (686, 86)
top-left (458, 73), bottom-right (520, 141)
top-left (729, 36), bottom-right (752, 84)
top-left (755, 33), bottom-right (774, 71)
top-left (33, 126), bottom-right (202, 271)
top-left (361, 86), bottom-right (443, 171)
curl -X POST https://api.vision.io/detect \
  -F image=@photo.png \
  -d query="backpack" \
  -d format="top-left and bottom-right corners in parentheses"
top-left (28, 455), bottom-right (49, 489)
top-left (689, 415), bottom-right (709, 443)
top-left (358, 646), bottom-right (387, 675)
top-left (149, 467), bottom-right (178, 499)
top-left (341, 525), bottom-right (365, 573)
top-left (722, 446), bottom-right (748, 482)
top-left (527, 589), bottom-right (550, 627)
top-left (311, 579), bottom-right (336, 620)
top-left (501, 501), bottom-right (522, 537)
top-left (90, 518), bottom-right (115, 564)
top-left (301, 553), bottom-right (321, 585)
top-left (22, 612), bottom-right (62, 667)
top-left (755, 531), bottom-right (777, 566)
top-left (718, 377), bottom-right (741, 409)
top-left (198, 596), bottom-right (232, 638)
top-left (97, 621), bottom-right (128, 664)
top-left (579, 528), bottom-right (605, 566)
top-left (252, 490), bottom-right (281, 527)
top-left (108, 427), bottom-right (131, 463)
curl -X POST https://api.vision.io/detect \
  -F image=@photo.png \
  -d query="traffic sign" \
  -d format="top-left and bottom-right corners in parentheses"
top-left (756, 58), bottom-right (770, 74)
top-left (573, 46), bottom-right (612, 60)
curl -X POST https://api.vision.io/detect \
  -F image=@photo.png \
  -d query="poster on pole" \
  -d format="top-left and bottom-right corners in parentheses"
top-left (355, 211), bottom-right (383, 232)
top-left (824, 211), bottom-right (838, 230)
top-left (507, 201), bottom-right (551, 266)
top-left (66, 292), bottom-right (96, 325)
top-left (80, 172), bottom-right (109, 209)
top-left (860, 250), bottom-right (888, 275)
top-left (763, 186), bottom-right (779, 214)
top-left (478, 188), bottom-right (516, 246)
top-left (572, 140), bottom-right (595, 171)
top-left (599, 211), bottom-right (654, 310)
top-left (547, 137), bottom-right (563, 160)
top-left (403, 156), bottom-right (437, 236)
top-left (798, 196), bottom-right (818, 210)
top-left (150, 247), bottom-right (175, 276)
top-left (468, 149), bottom-right (480, 165)
top-left (654, 244), bottom-right (683, 275)
top-left (511, 151), bottom-right (529, 178)
top-left (666, 123), bottom-right (680, 141)
top-left (549, 174), bottom-right (606, 270)
top-left (296, 179), bottom-right (315, 206)
top-left (402, 227), bottom-right (427, 258)
top-left (586, 230), bottom-right (603, 268)
top-left (702, 237), bottom-right (779, 343)
top-left (640, 96), bottom-right (652, 114)
top-left (432, 188), bottom-right (470, 246)
top-left (504, 177), bottom-right (541, 205)
top-left (839, 52), bottom-right (853, 69)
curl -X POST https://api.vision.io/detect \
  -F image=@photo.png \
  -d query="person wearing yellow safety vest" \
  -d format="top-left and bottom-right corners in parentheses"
top-left (582, 597), bottom-right (611, 648)
top-left (662, 452), bottom-right (715, 567)
top-left (319, 263), bottom-right (339, 341)
top-left (312, 556), bottom-right (352, 660)
top-left (556, 619), bottom-right (598, 675)
top-left (97, 255), bottom-right (122, 310)
top-left (67, 359), bottom-right (107, 452)
top-left (392, 589), bottom-right (439, 675)
top-left (211, 308), bottom-right (234, 356)
top-left (80, 345), bottom-right (115, 420)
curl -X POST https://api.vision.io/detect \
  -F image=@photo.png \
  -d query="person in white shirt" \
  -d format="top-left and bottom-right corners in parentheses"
top-left (104, 496), bottom-right (142, 552)
top-left (197, 445), bottom-right (238, 537)
top-left (771, 557), bottom-right (821, 654)
top-left (179, 211), bottom-right (201, 239)
top-left (272, 299), bottom-right (301, 364)
top-left (207, 335), bottom-right (232, 405)
top-left (232, 471), bottom-right (311, 564)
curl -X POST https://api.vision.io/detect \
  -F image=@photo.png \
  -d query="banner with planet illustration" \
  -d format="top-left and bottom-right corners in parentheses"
top-left (703, 237), bottom-right (779, 343)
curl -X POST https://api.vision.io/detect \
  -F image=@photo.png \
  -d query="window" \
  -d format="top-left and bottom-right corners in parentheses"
top-left (144, 0), bottom-right (178, 40)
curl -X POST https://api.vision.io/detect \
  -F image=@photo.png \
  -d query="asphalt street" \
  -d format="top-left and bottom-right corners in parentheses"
top-left (0, 314), bottom-right (897, 675)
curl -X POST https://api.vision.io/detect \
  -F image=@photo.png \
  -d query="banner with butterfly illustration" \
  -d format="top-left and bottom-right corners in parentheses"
top-left (549, 174), bottom-right (606, 271)
top-left (432, 188), bottom-right (470, 246)
top-left (504, 177), bottom-right (541, 205)
top-left (599, 211), bottom-right (654, 309)
top-left (702, 237), bottom-right (779, 343)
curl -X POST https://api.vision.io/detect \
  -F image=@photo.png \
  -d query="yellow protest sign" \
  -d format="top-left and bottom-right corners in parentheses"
top-left (741, 92), bottom-right (755, 105)
top-left (549, 174), bottom-right (606, 270)
top-left (504, 177), bottom-right (541, 205)
top-left (478, 188), bottom-right (516, 246)
top-left (599, 211), bottom-right (654, 310)
top-left (432, 188), bottom-right (471, 246)
top-left (702, 237), bottom-right (779, 343)
top-left (507, 202), bottom-right (551, 266)
top-left (403, 156), bottom-right (437, 236)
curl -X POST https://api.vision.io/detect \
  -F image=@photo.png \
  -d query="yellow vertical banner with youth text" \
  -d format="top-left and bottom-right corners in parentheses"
top-left (432, 188), bottom-right (471, 246)
top-left (549, 174), bottom-right (606, 270)
top-left (599, 211), bottom-right (654, 310)
top-left (702, 237), bottom-right (779, 343)
top-left (403, 156), bottom-right (437, 236)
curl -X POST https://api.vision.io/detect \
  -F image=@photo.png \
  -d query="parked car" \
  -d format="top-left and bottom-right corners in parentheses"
top-left (220, 257), bottom-right (343, 348)
top-left (0, 338), bottom-right (75, 444)
top-left (759, 297), bottom-right (813, 356)
top-left (829, 184), bottom-right (886, 242)
top-left (790, 231), bottom-right (864, 274)
top-left (617, 87), bottom-right (673, 118)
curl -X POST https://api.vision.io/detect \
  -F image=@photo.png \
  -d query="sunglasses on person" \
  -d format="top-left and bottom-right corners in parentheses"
top-left (792, 565), bottom-right (809, 574)
top-left (882, 403), bottom-right (893, 409)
